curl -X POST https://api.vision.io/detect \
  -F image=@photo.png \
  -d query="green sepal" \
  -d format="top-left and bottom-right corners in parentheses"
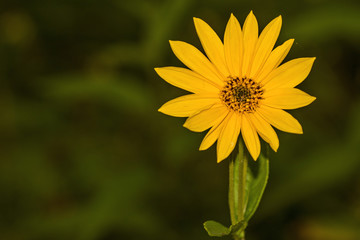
top-left (203, 220), bottom-right (246, 237)
top-left (243, 147), bottom-right (269, 222)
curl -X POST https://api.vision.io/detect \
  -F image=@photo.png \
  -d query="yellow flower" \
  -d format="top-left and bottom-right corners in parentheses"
top-left (156, 11), bottom-right (316, 162)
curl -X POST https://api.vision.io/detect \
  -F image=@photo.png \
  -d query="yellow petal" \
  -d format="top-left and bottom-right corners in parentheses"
top-left (194, 17), bottom-right (229, 77)
top-left (158, 94), bottom-right (219, 117)
top-left (241, 114), bottom-right (261, 160)
top-left (224, 13), bottom-right (243, 77)
top-left (217, 113), bottom-right (241, 162)
top-left (169, 40), bottom-right (224, 86)
top-left (183, 103), bottom-right (228, 132)
top-left (249, 15), bottom-right (282, 78)
top-left (262, 57), bottom-right (316, 90)
top-left (155, 67), bottom-right (220, 93)
top-left (199, 113), bottom-right (228, 151)
top-left (263, 88), bottom-right (316, 109)
top-left (255, 39), bottom-right (294, 81)
top-left (257, 105), bottom-right (303, 134)
top-left (248, 112), bottom-right (279, 152)
top-left (242, 11), bottom-right (258, 77)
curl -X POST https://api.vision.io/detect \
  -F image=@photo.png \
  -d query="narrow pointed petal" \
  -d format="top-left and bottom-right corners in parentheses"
top-left (242, 11), bottom-right (258, 77)
top-left (248, 112), bottom-right (279, 152)
top-left (155, 67), bottom-right (220, 93)
top-left (224, 13), bottom-right (243, 77)
top-left (217, 113), bottom-right (241, 162)
top-left (262, 57), bottom-right (316, 89)
top-left (249, 15), bottom-right (282, 78)
top-left (199, 113), bottom-right (228, 151)
top-left (263, 88), bottom-right (316, 109)
top-left (158, 94), bottom-right (219, 117)
top-left (241, 114), bottom-right (261, 160)
top-left (257, 105), bottom-right (303, 134)
top-left (255, 39), bottom-right (294, 81)
top-left (194, 17), bottom-right (229, 77)
top-left (183, 103), bottom-right (228, 132)
top-left (169, 40), bottom-right (224, 86)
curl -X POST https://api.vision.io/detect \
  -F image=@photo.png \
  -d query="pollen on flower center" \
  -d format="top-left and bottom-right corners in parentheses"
top-left (220, 77), bottom-right (264, 113)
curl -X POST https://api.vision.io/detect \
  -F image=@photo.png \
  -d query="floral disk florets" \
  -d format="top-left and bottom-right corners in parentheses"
top-left (220, 77), bottom-right (263, 113)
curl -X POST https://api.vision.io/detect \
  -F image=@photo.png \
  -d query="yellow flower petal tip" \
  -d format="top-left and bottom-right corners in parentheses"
top-left (183, 121), bottom-right (190, 128)
top-left (158, 104), bottom-right (169, 114)
top-left (271, 140), bottom-right (280, 152)
top-left (217, 146), bottom-right (230, 163)
top-left (154, 67), bottom-right (165, 77)
top-left (249, 148), bottom-right (261, 161)
top-left (246, 11), bottom-right (257, 22)
top-left (274, 15), bottom-right (282, 26)
top-left (168, 40), bottom-right (181, 49)
top-left (157, 12), bottom-right (315, 162)
top-left (154, 67), bottom-right (161, 74)
top-left (296, 126), bottom-right (304, 134)
top-left (308, 57), bottom-right (316, 65)
top-left (229, 13), bottom-right (237, 20)
top-left (247, 10), bottom-right (257, 20)
top-left (228, 13), bottom-right (239, 25)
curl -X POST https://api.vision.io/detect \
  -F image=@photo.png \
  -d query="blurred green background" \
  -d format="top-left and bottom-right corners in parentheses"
top-left (0, 0), bottom-right (360, 239)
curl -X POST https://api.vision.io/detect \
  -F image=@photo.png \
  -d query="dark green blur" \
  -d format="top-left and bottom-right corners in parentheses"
top-left (0, 0), bottom-right (359, 239)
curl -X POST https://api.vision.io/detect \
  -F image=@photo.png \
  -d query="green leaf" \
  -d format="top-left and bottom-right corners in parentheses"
top-left (203, 220), bottom-right (246, 237)
top-left (203, 220), bottom-right (230, 237)
top-left (229, 220), bottom-right (246, 234)
top-left (243, 148), bottom-right (269, 222)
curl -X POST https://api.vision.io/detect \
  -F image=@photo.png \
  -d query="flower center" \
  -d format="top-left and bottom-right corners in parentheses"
top-left (220, 77), bottom-right (264, 113)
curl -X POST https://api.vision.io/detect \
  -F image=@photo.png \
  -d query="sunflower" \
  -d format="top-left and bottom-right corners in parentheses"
top-left (156, 11), bottom-right (316, 162)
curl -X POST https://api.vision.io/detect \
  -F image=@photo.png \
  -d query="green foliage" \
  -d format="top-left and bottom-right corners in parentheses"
top-left (204, 220), bottom-right (245, 237)
top-left (204, 143), bottom-right (268, 239)
top-left (244, 148), bottom-right (269, 222)
top-left (204, 221), bottom-right (231, 237)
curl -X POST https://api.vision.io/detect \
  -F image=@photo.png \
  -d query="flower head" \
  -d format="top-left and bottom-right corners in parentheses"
top-left (156, 11), bottom-right (316, 162)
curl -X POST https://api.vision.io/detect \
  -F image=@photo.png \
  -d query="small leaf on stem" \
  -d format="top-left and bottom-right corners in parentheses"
top-left (203, 220), bottom-right (231, 237)
top-left (244, 146), bottom-right (269, 222)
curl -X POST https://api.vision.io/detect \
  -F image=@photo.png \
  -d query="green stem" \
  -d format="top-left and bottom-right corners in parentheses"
top-left (229, 139), bottom-right (248, 240)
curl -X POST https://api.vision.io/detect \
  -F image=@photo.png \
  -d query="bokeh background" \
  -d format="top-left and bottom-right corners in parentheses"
top-left (0, 0), bottom-right (360, 239)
